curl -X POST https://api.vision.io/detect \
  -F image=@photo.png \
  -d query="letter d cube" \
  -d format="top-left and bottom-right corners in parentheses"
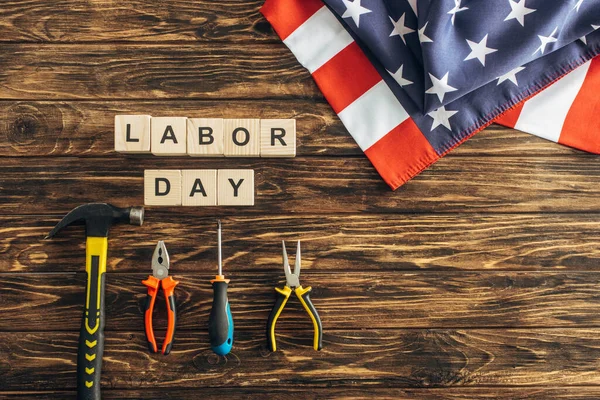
top-left (144, 170), bottom-right (182, 206)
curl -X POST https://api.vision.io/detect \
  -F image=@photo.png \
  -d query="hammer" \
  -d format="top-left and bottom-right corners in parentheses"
top-left (46, 203), bottom-right (144, 400)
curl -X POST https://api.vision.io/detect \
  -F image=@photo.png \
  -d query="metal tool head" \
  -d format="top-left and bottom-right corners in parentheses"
top-left (152, 241), bottom-right (169, 280)
top-left (45, 203), bottom-right (144, 239)
top-left (282, 240), bottom-right (301, 288)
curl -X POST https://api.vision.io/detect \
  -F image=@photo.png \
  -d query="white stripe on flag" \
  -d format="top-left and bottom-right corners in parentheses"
top-left (515, 60), bottom-right (592, 142)
top-left (338, 81), bottom-right (410, 150)
top-left (283, 6), bottom-right (353, 73)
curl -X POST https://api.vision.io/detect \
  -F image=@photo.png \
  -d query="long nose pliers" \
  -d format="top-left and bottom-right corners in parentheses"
top-left (142, 241), bottom-right (179, 355)
top-left (267, 241), bottom-right (323, 352)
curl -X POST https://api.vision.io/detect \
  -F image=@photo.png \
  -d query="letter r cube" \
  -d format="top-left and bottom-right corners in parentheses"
top-left (260, 119), bottom-right (296, 157)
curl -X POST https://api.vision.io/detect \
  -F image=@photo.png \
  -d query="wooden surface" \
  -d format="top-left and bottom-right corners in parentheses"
top-left (1, 1), bottom-right (600, 399)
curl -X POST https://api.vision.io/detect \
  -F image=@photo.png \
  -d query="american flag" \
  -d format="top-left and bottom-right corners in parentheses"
top-left (262, 0), bottom-right (600, 189)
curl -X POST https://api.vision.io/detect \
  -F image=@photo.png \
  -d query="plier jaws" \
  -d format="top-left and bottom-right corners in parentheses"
top-left (267, 241), bottom-right (323, 352)
top-left (282, 240), bottom-right (301, 288)
top-left (142, 241), bottom-right (179, 355)
top-left (151, 240), bottom-right (170, 279)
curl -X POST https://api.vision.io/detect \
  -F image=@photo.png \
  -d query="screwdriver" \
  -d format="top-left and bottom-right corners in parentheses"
top-left (208, 220), bottom-right (234, 355)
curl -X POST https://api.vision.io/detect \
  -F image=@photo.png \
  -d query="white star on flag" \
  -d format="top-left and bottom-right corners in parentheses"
top-left (428, 106), bottom-right (458, 131)
top-left (504, 0), bottom-right (536, 27)
top-left (426, 72), bottom-right (458, 102)
top-left (534, 27), bottom-right (558, 55)
top-left (497, 66), bottom-right (526, 86)
top-left (387, 65), bottom-right (413, 87)
top-left (389, 13), bottom-right (415, 45)
top-left (464, 34), bottom-right (498, 66)
top-left (418, 22), bottom-right (433, 43)
top-left (448, 0), bottom-right (468, 25)
top-left (341, 0), bottom-right (372, 28)
top-left (407, 0), bottom-right (418, 16)
top-left (574, 0), bottom-right (584, 11)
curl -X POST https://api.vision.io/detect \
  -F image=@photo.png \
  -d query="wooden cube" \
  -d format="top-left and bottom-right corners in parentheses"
top-left (114, 115), bottom-right (151, 153)
top-left (182, 170), bottom-right (217, 206)
top-left (218, 169), bottom-right (254, 206)
top-left (144, 170), bottom-right (182, 206)
top-left (260, 119), bottom-right (296, 157)
top-left (223, 119), bottom-right (260, 157)
top-left (187, 118), bottom-right (224, 157)
top-left (151, 117), bottom-right (187, 156)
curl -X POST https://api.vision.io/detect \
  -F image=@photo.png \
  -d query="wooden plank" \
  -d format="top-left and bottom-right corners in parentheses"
top-left (0, 156), bottom-right (600, 214)
top-left (2, 272), bottom-right (600, 331)
top-left (2, 329), bottom-right (600, 389)
top-left (0, 1), bottom-right (276, 43)
top-left (0, 100), bottom-right (584, 158)
top-left (3, 214), bottom-right (600, 273)
top-left (0, 100), bottom-right (357, 157)
top-left (0, 44), bottom-right (317, 100)
top-left (5, 387), bottom-right (600, 399)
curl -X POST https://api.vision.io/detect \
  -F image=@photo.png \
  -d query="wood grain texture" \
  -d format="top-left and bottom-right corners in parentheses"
top-left (2, 329), bottom-right (600, 390)
top-left (3, 214), bottom-right (600, 273)
top-left (0, 44), bottom-right (316, 100)
top-left (0, 101), bottom-right (585, 157)
top-left (5, 387), bottom-right (600, 399)
top-left (0, 1), bottom-right (275, 43)
top-left (3, 272), bottom-right (600, 332)
top-left (2, 1), bottom-right (600, 397)
top-left (1, 156), bottom-right (600, 214)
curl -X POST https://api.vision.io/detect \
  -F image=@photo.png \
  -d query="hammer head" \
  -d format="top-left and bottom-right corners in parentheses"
top-left (46, 203), bottom-right (144, 239)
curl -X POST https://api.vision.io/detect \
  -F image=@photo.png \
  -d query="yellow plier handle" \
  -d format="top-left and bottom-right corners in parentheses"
top-left (266, 285), bottom-right (323, 352)
top-left (267, 286), bottom-right (292, 352)
top-left (295, 286), bottom-right (323, 351)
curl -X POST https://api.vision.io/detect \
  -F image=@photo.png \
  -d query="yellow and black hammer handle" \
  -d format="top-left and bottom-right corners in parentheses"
top-left (77, 237), bottom-right (108, 400)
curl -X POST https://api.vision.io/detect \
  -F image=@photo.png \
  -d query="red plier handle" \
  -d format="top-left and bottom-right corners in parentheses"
top-left (142, 275), bottom-right (179, 355)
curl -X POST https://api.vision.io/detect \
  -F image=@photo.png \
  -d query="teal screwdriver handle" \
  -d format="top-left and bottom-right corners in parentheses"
top-left (208, 280), bottom-right (234, 355)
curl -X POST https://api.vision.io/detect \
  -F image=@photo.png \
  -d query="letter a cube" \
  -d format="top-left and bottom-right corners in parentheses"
top-left (182, 170), bottom-right (217, 206)
top-left (151, 117), bottom-right (187, 156)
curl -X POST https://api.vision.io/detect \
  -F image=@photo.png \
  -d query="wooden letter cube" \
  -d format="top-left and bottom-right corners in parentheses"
top-left (114, 115), bottom-right (151, 153)
top-left (182, 170), bottom-right (217, 206)
top-left (187, 118), bottom-right (224, 157)
top-left (218, 169), bottom-right (254, 206)
top-left (223, 119), bottom-right (260, 157)
top-left (260, 119), bottom-right (296, 157)
top-left (151, 117), bottom-right (187, 156)
top-left (144, 170), bottom-right (182, 206)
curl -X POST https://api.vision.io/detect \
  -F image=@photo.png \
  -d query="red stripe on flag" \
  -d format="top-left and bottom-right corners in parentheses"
top-left (312, 42), bottom-right (382, 114)
top-left (261, 0), bottom-right (325, 41)
top-left (495, 102), bottom-right (525, 128)
top-left (365, 118), bottom-right (440, 190)
top-left (559, 58), bottom-right (600, 154)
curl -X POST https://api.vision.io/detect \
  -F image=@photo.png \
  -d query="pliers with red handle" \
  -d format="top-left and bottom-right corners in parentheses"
top-left (142, 241), bottom-right (179, 355)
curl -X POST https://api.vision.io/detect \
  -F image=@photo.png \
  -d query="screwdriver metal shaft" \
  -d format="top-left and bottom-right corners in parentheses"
top-left (217, 220), bottom-right (222, 276)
